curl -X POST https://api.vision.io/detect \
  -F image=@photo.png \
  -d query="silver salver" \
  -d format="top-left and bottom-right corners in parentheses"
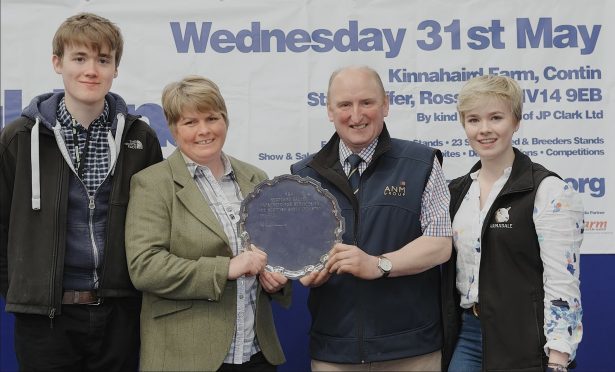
top-left (239, 174), bottom-right (344, 279)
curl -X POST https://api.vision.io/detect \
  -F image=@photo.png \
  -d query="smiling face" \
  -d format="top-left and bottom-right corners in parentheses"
top-left (171, 108), bottom-right (228, 169)
top-left (52, 44), bottom-right (117, 110)
top-left (462, 95), bottom-right (518, 164)
top-left (327, 67), bottom-right (389, 153)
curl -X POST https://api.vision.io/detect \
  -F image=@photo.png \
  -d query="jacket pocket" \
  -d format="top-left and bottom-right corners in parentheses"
top-left (151, 299), bottom-right (193, 318)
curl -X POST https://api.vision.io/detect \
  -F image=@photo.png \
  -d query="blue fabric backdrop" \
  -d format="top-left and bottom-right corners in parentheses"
top-left (1, 255), bottom-right (613, 371)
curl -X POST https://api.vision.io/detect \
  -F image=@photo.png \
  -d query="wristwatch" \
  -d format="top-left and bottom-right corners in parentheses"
top-left (546, 363), bottom-right (568, 372)
top-left (377, 256), bottom-right (392, 278)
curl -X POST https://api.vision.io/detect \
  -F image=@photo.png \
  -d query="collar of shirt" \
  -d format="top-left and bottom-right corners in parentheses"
top-left (182, 151), bottom-right (234, 180)
top-left (57, 96), bottom-right (110, 130)
top-left (470, 166), bottom-right (512, 181)
top-left (338, 138), bottom-right (378, 176)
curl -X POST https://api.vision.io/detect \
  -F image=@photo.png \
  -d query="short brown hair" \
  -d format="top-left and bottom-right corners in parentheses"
top-left (52, 13), bottom-right (123, 66)
top-left (161, 75), bottom-right (229, 127)
top-left (457, 75), bottom-right (523, 125)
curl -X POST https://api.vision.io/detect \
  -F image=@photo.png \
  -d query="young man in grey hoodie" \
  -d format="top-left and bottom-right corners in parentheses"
top-left (0, 13), bottom-right (162, 371)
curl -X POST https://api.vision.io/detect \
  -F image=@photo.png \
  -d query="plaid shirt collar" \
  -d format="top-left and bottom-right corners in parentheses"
top-left (183, 151), bottom-right (234, 179)
top-left (339, 138), bottom-right (378, 167)
top-left (57, 97), bottom-right (110, 130)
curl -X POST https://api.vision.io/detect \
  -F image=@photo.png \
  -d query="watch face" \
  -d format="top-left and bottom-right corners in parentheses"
top-left (379, 257), bottom-right (392, 271)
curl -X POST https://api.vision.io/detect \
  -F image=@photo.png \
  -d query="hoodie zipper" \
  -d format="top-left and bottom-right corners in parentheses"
top-left (48, 307), bottom-right (56, 329)
top-left (88, 195), bottom-right (100, 286)
top-left (65, 169), bottom-right (104, 288)
top-left (64, 122), bottom-right (119, 289)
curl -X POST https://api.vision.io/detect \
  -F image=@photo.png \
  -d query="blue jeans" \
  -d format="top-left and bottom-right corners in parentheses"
top-left (448, 310), bottom-right (483, 372)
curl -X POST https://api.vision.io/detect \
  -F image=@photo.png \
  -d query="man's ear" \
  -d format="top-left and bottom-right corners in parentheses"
top-left (382, 95), bottom-right (390, 117)
top-left (52, 55), bottom-right (62, 74)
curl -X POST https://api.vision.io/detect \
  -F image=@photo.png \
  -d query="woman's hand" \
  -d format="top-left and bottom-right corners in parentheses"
top-left (547, 350), bottom-right (569, 371)
top-left (228, 245), bottom-right (267, 279)
top-left (259, 271), bottom-right (288, 293)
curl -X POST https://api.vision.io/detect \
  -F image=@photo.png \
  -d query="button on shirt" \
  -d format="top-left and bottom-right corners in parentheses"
top-left (453, 168), bottom-right (583, 359)
top-left (57, 97), bottom-right (111, 196)
top-left (183, 152), bottom-right (260, 364)
top-left (339, 140), bottom-right (452, 236)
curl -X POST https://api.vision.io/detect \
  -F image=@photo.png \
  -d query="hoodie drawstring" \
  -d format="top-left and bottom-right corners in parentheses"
top-left (32, 113), bottom-right (127, 210)
top-left (109, 113), bottom-right (125, 176)
top-left (31, 118), bottom-right (41, 210)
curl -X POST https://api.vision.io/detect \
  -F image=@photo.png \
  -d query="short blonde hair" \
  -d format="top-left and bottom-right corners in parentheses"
top-left (457, 75), bottom-right (523, 125)
top-left (161, 75), bottom-right (229, 127)
top-left (53, 13), bottom-right (123, 66)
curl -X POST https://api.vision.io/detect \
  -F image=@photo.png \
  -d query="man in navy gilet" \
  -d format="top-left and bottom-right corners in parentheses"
top-left (291, 66), bottom-right (452, 371)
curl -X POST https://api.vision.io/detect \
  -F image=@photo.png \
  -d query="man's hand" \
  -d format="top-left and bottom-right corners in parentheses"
top-left (325, 243), bottom-right (381, 280)
top-left (259, 271), bottom-right (288, 293)
top-left (299, 269), bottom-right (331, 287)
top-left (228, 245), bottom-right (267, 279)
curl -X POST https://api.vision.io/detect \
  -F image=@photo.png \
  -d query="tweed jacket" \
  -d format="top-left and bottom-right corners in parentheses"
top-left (125, 149), bottom-right (289, 371)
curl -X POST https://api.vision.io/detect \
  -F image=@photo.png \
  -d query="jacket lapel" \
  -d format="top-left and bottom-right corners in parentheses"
top-left (229, 156), bottom-right (262, 197)
top-left (167, 150), bottom-right (230, 246)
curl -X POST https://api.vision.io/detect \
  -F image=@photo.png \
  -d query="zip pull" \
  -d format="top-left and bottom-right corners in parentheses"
top-left (89, 196), bottom-right (95, 210)
top-left (49, 307), bottom-right (56, 329)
